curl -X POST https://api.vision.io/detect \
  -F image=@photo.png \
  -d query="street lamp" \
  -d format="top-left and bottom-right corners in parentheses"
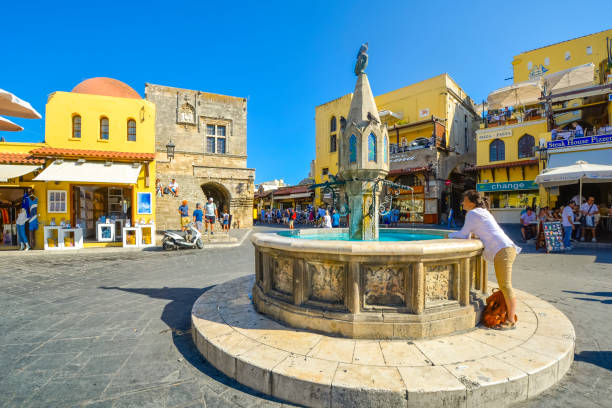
top-left (166, 139), bottom-right (175, 161)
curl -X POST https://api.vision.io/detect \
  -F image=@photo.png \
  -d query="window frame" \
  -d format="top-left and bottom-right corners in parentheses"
top-left (99, 117), bottom-right (109, 140)
top-left (330, 134), bottom-right (337, 153)
top-left (127, 119), bottom-right (136, 142)
top-left (72, 114), bottom-right (81, 139)
top-left (368, 133), bottom-right (377, 162)
top-left (47, 190), bottom-right (67, 213)
top-left (330, 116), bottom-right (337, 133)
top-left (489, 139), bottom-right (505, 162)
top-left (205, 123), bottom-right (227, 154)
top-left (517, 134), bottom-right (535, 159)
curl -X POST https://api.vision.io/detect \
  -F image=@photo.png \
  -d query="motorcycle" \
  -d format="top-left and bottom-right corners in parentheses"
top-left (162, 222), bottom-right (203, 250)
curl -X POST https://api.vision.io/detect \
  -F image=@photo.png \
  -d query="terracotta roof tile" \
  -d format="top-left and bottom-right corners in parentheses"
top-left (30, 147), bottom-right (155, 161)
top-left (474, 159), bottom-right (538, 171)
top-left (0, 153), bottom-right (45, 165)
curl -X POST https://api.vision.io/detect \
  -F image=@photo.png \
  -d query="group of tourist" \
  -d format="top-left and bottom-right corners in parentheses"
top-left (178, 197), bottom-right (230, 235)
top-left (519, 195), bottom-right (608, 249)
top-left (156, 178), bottom-right (180, 197)
top-left (255, 206), bottom-right (340, 229)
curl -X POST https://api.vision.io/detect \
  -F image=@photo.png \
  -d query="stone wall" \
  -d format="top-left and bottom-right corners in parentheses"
top-left (146, 84), bottom-right (254, 230)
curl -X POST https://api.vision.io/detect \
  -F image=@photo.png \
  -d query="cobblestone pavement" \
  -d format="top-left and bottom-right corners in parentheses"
top-left (0, 226), bottom-right (611, 407)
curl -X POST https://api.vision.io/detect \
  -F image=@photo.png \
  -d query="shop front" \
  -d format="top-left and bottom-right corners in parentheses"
top-left (31, 155), bottom-right (156, 249)
top-left (477, 180), bottom-right (539, 223)
top-left (0, 152), bottom-right (45, 250)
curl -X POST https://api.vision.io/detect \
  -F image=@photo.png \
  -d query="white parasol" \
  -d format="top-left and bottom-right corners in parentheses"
top-left (0, 88), bottom-right (41, 119)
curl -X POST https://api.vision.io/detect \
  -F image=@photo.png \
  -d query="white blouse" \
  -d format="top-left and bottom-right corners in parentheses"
top-left (448, 207), bottom-right (521, 262)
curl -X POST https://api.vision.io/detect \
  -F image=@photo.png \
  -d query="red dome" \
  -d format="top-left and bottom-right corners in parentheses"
top-left (71, 77), bottom-right (141, 99)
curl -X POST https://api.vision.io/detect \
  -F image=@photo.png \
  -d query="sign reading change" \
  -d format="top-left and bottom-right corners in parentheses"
top-left (477, 129), bottom-right (513, 141)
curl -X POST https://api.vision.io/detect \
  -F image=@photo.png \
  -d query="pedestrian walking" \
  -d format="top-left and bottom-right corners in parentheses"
top-left (204, 197), bottom-right (218, 235)
top-left (323, 210), bottom-right (332, 229)
top-left (193, 203), bottom-right (203, 232)
top-left (16, 208), bottom-right (30, 250)
top-left (222, 208), bottom-right (230, 232)
top-left (449, 190), bottom-right (521, 330)
top-left (178, 200), bottom-right (189, 231)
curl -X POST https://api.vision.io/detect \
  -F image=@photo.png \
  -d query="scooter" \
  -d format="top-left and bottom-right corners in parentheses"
top-left (162, 222), bottom-right (203, 250)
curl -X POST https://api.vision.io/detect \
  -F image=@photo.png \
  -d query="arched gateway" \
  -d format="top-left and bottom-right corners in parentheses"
top-left (201, 182), bottom-right (230, 214)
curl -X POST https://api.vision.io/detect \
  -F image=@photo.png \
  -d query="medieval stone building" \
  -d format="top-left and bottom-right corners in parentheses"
top-left (145, 84), bottom-right (254, 230)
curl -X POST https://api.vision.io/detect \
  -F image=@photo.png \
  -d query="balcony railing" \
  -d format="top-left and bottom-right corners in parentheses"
top-left (483, 109), bottom-right (544, 128)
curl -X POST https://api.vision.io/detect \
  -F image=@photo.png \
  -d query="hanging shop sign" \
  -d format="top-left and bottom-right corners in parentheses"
top-left (477, 180), bottom-right (537, 192)
top-left (477, 129), bottom-right (513, 141)
top-left (546, 133), bottom-right (612, 149)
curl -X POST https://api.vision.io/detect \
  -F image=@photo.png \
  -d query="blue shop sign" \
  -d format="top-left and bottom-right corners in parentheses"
top-left (477, 180), bottom-right (538, 192)
top-left (546, 133), bottom-right (612, 149)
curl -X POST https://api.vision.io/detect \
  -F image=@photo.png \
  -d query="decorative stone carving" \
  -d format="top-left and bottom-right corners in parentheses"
top-left (307, 262), bottom-right (345, 304)
top-left (271, 257), bottom-right (293, 295)
top-left (425, 264), bottom-right (456, 304)
top-left (178, 102), bottom-right (195, 124)
top-left (363, 266), bottom-right (405, 306)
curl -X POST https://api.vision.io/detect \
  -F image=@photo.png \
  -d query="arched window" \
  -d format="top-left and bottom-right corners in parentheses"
top-left (100, 117), bottom-right (109, 140)
top-left (383, 135), bottom-right (388, 164)
top-left (518, 134), bottom-right (535, 158)
top-left (127, 119), bottom-right (136, 141)
top-left (368, 133), bottom-right (377, 162)
top-left (330, 116), bottom-right (337, 132)
top-left (349, 135), bottom-right (357, 163)
top-left (489, 139), bottom-right (505, 162)
top-left (72, 115), bottom-right (81, 139)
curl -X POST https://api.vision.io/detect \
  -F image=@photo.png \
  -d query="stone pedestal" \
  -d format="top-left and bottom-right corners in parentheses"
top-left (251, 229), bottom-right (487, 339)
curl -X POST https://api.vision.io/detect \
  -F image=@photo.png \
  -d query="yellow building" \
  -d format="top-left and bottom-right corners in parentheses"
top-left (0, 77), bottom-right (156, 250)
top-left (480, 29), bottom-right (612, 221)
top-left (314, 74), bottom-right (479, 223)
top-left (512, 29), bottom-right (612, 84)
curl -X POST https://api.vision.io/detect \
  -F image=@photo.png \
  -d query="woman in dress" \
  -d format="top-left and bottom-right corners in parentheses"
top-left (449, 190), bottom-right (521, 329)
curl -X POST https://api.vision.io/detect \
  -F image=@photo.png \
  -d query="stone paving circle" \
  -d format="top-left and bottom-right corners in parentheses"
top-left (192, 275), bottom-right (575, 408)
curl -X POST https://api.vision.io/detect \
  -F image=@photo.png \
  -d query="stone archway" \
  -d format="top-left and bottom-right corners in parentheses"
top-left (201, 182), bottom-right (231, 214)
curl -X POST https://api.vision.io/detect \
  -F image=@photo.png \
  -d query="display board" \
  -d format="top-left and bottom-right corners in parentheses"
top-left (543, 221), bottom-right (564, 253)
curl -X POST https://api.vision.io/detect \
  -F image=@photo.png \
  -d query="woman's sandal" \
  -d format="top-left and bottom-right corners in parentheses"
top-left (495, 321), bottom-right (516, 331)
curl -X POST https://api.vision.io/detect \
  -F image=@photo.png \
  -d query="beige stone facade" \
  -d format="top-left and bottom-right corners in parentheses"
top-left (145, 84), bottom-right (254, 230)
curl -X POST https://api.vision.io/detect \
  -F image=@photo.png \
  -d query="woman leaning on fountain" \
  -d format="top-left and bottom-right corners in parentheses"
top-left (449, 190), bottom-right (522, 330)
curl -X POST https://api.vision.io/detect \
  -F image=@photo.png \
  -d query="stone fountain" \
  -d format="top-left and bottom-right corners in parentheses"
top-left (190, 44), bottom-right (575, 407)
top-left (250, 45), bottom-right (488, 339)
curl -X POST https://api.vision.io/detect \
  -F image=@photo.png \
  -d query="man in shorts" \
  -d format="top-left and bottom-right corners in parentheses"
top-left (193, 203), bottom-right (203, 232)
top-left (204, 197), bottom-right (218, 235)
top-left (178, 200), bottom-right (189, 231)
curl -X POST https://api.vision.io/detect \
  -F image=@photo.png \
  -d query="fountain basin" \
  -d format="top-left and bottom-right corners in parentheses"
top-left (252, 228), bottom-right (488, 339)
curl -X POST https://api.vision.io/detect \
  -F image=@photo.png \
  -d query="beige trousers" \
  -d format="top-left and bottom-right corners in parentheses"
top-left (493, 246), bottom-right (517, 301)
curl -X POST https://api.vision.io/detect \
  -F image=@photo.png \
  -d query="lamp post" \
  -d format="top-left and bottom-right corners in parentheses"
top-left (166, 139), bottom-right (175, 162)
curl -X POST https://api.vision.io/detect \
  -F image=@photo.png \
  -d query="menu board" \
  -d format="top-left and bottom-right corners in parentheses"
top-left (543, 221), bottom-right (564, 253)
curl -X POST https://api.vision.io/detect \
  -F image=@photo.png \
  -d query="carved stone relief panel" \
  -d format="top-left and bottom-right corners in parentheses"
top-left (271, 257), bottom-right (293, 295)
top-left (178, 102), bottom-right (196, 124)
top-left (425, 264), bottom-right (456, 304)
top-left (363, 265), bottom-right (406, 306)
top-left (307, 261), bottom-right (345, 304)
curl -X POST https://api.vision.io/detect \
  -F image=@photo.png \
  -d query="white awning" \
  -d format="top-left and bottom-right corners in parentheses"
top-left (33, 160), bottom-right (142, 184)
top-left (535, 160), bottom-right (612, 187)
top-left (542, 63), bottom-right (595, 94)
top-left (0, 115), bottom-right (23, 131)
top-left (0, 164), bottom-right (40, 182)
top-left (288, 192), bottom-right (312, 199)
top-left (487, 79), bottom-right (542, 110)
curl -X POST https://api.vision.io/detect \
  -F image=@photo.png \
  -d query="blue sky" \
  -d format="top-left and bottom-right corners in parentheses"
top-left (2, 1), bottom-right (611, 184)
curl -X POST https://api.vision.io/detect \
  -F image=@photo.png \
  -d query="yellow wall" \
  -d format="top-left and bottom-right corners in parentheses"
top-left (45, 91), bottom-right (155, 152)
top-left (313, 94), bottom-right (352, 204)
top-left (0, 142), bottom-right (45, 153)
top-left (512, 29), bottom-right (612, 83)
top-left (1, 89), bottom-right (157, 249)
top-left (313, 74), bottom-right (476, 205)
top-left (476, 120), bottom-right (549, 166)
